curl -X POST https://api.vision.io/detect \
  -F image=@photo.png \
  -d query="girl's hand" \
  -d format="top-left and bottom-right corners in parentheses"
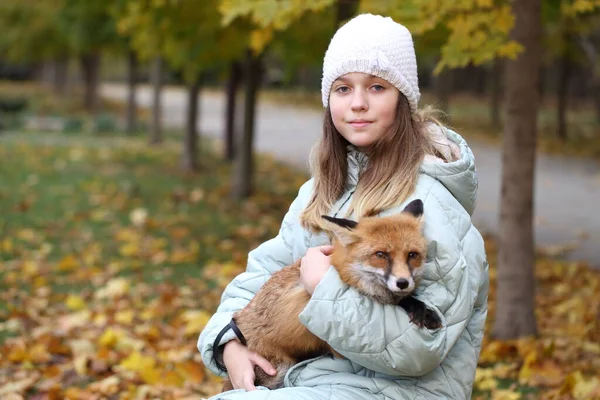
top-left (300, 245), bottom-right (334, 295)
top-left (222, 340), bottom-right (276, 391)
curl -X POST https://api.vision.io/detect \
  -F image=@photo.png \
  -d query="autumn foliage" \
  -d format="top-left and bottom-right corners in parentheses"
top-left (0, 134), bottom-right (599, 399)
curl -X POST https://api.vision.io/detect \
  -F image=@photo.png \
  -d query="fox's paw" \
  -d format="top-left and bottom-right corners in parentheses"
top-left (398, 296), bottom-right (443, 330)
top-left (410, 307), bottom-right (442, 330)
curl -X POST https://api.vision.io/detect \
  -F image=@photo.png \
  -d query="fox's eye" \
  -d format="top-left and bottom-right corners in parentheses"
top-left (375, 251), bottom-right (387, 259)
top-left (407, 252), bottom-right (419, 260)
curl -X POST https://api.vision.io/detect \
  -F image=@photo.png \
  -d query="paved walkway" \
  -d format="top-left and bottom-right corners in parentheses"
top-left (101, 83), bottom-right (600, 267)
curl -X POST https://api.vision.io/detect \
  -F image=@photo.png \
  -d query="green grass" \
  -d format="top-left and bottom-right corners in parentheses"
top-left (0, 131), bottom-right (308, 320)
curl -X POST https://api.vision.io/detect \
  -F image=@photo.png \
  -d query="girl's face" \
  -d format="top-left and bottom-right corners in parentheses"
top-left (329, 72), bottom-right (400, 152)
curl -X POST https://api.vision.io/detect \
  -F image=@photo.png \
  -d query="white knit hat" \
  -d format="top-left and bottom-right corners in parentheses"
top-left (321, 14), bottom-right (420, 113)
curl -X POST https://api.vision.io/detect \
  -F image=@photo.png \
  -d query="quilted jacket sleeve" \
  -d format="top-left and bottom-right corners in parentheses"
top-left (298, 188), bottom-right (488, 377)
top-left (197, 180), bottom-right (312, 376)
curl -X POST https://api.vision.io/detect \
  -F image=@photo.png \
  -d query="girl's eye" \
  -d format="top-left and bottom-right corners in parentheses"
top-left (335, 86), bottom-right (350, 93)
top-left (371, 84), bottom-right (385, 91)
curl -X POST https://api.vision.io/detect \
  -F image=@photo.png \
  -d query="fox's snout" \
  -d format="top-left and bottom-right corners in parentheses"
top-left (387, 274), bottom-right (415, 294)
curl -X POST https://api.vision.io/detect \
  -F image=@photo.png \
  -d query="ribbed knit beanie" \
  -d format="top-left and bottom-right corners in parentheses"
top-left (321, 14), bottom-right (420, 113)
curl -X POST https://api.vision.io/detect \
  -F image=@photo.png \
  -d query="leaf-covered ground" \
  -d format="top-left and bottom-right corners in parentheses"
top-left (0, 132), bottom-right (598, 400)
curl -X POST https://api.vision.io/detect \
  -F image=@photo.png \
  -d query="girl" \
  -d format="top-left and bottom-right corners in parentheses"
top-left (198, 13), bottom-right (489, 400)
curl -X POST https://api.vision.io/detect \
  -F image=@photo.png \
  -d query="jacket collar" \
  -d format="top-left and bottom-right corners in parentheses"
top-left (346, 145), bottom-right (369, 189)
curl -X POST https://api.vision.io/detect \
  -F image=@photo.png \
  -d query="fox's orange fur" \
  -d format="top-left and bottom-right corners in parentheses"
top-left (222, 200), bottom-right (440, 390)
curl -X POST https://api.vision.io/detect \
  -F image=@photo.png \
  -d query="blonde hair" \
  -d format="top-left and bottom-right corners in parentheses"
top-left (300, 95), bottom-right (443, 232)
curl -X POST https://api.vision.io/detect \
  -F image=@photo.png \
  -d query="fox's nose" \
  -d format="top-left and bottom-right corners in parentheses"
top-left (396, 279), bottom-right (409, 290)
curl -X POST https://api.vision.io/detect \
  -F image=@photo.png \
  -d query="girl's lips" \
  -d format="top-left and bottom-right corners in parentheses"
top-left (349, 121), bottom-right (372, 128)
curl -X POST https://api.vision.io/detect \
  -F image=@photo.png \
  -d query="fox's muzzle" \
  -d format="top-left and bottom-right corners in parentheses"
top-left (387, 275), bottom-right (415, 294)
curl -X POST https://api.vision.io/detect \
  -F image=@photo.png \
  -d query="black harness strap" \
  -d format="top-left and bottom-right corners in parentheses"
top-left (212, 318), bottom-right (247, 372)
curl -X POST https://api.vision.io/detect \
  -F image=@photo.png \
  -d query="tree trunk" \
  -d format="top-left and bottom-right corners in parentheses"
top-left (576, 34), bottom-right (600, 125)
top-left (231, 50), bottom-right (262, 199)
top-left (435, 67), bottom-right (453, 119)
top-left (492, 0), bottom-right (542, 340)
top-left (80, 51), bottom-right (101, 113)
top-left (126, 49), bottom-right (138, 134)
top-left (335, 0), bottom-right (359, 26)
top-left (489, 59), bottom-right (502, 129)
top-left (40, 61), bottom-right (54, 87)
top-left (181, 75), bottom-right (202, 172)
top-left (149, 56), bottom-right (163, 145)
top-left (538, 65), bottom-right (545, 101)
top-left (557, 49), bottom-right (571, 142)
top-left (53, 58), bottom-right (69, 96)
top-left (594, 82), bottom-right (600, 125)
top-left (224, 61), bottom-right (242, 161)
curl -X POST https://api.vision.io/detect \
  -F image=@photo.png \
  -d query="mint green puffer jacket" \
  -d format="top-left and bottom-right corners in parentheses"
top-left (198, 129), bottom-right (489, 400)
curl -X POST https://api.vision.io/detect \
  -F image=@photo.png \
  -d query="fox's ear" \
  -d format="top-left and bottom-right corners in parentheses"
top-left (322, 215), bottom-right (358, 229)
top-left (321, 215), bottom-right (358, 246)
top-left (402, 199), bottom-right (424, 219)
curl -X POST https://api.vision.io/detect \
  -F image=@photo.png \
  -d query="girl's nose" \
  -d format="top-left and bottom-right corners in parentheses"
top-left (350, 90), bottom-right (368, 111)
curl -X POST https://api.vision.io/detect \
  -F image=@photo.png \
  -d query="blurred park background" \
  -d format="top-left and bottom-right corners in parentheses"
top-left (0, 0), bottom-right (599, 399)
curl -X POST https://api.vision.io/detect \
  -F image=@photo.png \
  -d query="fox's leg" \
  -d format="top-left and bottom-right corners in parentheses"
top-left (221, 379), bottom-right (234, 392)
top-left (397, 296), bottom-right (442, 329)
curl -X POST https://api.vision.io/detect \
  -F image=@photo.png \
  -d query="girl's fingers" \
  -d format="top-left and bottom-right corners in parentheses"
top-left (318, 245), bottom-right (334, 256)
top-left (251, 353), bottom-right (277, 376)
top-left (243, 374), bottom-right (257, 391)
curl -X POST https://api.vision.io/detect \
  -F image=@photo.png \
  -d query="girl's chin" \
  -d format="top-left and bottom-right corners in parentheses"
top-left (347, 137), bottom-right (376, 149)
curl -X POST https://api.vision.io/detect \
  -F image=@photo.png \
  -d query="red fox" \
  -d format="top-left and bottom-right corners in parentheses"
top-left (218, 199), bottom-right (442, 390)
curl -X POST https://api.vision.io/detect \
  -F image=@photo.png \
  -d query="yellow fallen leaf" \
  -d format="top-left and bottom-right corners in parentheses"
top-left (562, 371), bottom-right (600, 400)
top-left (7, 341), bottom-right (28, 362)
top-left (93, 312), bottom-right (108, 327)
top-left (573, 376), bottom-right (600, 400)
top-left (0, 376), bottom-right (38, 396)
top-left (28, 343), bottom-right (51, 364)
top-left (190, 188), bottom-right (204, 203)
top-left (115, 310), bottom-right (134, 325)
top-left (58, 255), bottom-right (78, 271)
top-left (33, 276), bottom-right (47, 288)
top-left (175, 360), bottom-right (205, 384)
top-left (89, 375), bottom-right (120, 396)
top-left (73, 354), bottom-right (89, 376)
top-left (69, 339), bottom-right (95, 376)
top-left (65, 295), bottom-right (86, 311)
top-left (130, 208), bottom-right (148, 227)
top-left (119, 242), bottom-right (139, 257)
top-left (170, 248), bottom-right (195, 264)
top-left (181, 310), bottom-right (212, 336)
top-left (17, 229), bottom-right (37, 242)
top-left (98, 328), bottom-right (121, 348)
top-left (115, 228), bottom-right (138, 242)
top-left (58, 310), bottom-right (91, 333)
top-left (519, 350), bottom-right (564, 387)
top-left (474, 367), bottom-right (497, 391)
top-left (95, 277), bottom-right (130, 299)
top-left (492, 390), bottom-right (521, 400)
top-left (23, 260), bottom-right (39, 276)
top-left (2, 238), bottom-right (13, 253)
top-left (114, 334), bottom-right (145, 352)
top-left (119, 352), bottom-right (160, 384)
top-left (162, 370), bottom-right (185, 387)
